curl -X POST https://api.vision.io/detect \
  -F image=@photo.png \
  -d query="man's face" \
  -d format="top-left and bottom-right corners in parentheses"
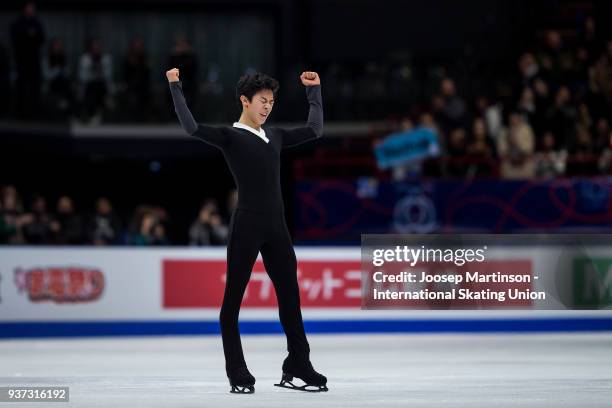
top-left (241, 89), bottom-right (274, 127)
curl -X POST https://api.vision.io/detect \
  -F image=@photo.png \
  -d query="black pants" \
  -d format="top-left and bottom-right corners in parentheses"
top-left (219, 209), bottom-right (310, 373)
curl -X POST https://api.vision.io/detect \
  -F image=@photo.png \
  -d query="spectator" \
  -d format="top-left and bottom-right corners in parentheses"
top-left (129, 211), bottom-right (164, 245)
top-left (497, 112), bottom-right (535, 179)
top-left (123, 35), bottom-right (151, 121)
top-left (467, 118), bottom-right (495, 157)
top-left (445, 128), bottom-right (468, 177)
top-left (438, 78), bottom-right (467, 132)
top-left (538, 29), bottom-right (572, 85)
top-left (475, 96), bottom-right (503, 142)
top-left (0, 186), bottom-right (30, 244)
top-left (567, 126), bottom-right (599, 176)
top-left (167, 34), bottom-right (198, 108)
top-left (0, 42), bottom-right (10, 118)
top-left (51, 195), bottom-right (83, 244)
top-left (466, 118), bottom-right (496, 177)
top-left (518, 52), bottom-right (540, 88)
top-left (78, 38), bottom-right (114, 124)
top-left (594, 118), bottom-right (610, 151)
top-left (580, 17), bottom-right (602, 65)
top-left (598, 130), bottom-right (612, 174)
top-left (517, 87), bottom-right (538, 131)
top-left (545, 86), bottom-right (576, 148)
top-left (87, 197), bottom-right (121, 245)
top-left (189, 200), bottom-right (228, 246)
top-left (42, 37), bottom-right (73, 120)
top-left (10, 1), bottom-right (45, 119)
top-left (22, 194), bottom-right (54, 244)
top-left (535, 131), bottom-right (566, 178)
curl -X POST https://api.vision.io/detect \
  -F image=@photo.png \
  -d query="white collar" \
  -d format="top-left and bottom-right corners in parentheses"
top-left (233, 122), bottom-right (269, 143)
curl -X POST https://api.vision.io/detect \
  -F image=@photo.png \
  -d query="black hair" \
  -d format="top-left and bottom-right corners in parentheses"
top-left (235, 72), bottom-right (279, 110)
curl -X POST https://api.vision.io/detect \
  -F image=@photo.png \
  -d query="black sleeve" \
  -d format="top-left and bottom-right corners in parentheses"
top-left (279, 84), bottom-right (324, 149)
top-left (168, 81), bottom-right (230, 148)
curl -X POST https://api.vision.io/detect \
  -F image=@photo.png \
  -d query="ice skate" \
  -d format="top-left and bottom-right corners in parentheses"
top-left (274, 357), bottom-right (328, 392)
top-left (227, 366), bottom-right (255, 394)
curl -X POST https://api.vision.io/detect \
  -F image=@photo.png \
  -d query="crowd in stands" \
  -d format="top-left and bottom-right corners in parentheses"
top-left (0, 185), bottom-right (235, 246)
top-left (2, 2), bottom-right (202, 124)
top-left (384, 17), bottom-right (612, 179)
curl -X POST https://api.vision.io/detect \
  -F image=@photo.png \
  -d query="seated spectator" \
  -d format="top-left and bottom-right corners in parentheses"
top-left (545, 86), bottom-right (576, 149)
top-left (22, 194), bottom-right (54, 244)
top-left (51, 195), bottom-right (83, 245)
top-left (0, 186), bottom-right (30, 244)
top-left (87, 197), bottom-right (122, 245)
top-left (445, 128), bottom-right (468, 177)
top-left (518, 52), bottom-right (540, 88)
top-left (567, 126), bottom-right (599, 176)
top-left (129, 211), bottom-right (169, 246)
top-left (466, 118), bottom-right (496, 177)
top-left (189, 200), bottom-right (229, 246)
top-left (497, 112), bottom-right (535, 179)
top-left (535, 131), bottom-right (566, 178)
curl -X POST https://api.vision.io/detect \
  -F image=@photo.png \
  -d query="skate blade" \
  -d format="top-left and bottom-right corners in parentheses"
top-left (274, 379), bottom-right (328, 392)
top-left (230, 385), bottom-right (255, 394)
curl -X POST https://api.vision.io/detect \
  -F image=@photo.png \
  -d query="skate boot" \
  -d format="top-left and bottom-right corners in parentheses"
top-left (227, 366), bottom-right (255, 394)
top-left (274, 356), bottom-right (328, 392)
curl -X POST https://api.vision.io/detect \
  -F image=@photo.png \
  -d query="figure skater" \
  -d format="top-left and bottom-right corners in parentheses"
top-left (167, 67), bottom-right (328, 394)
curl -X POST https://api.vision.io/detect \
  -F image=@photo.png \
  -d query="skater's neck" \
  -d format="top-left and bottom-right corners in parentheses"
top-left (237, 113), bottom-right (261, 131)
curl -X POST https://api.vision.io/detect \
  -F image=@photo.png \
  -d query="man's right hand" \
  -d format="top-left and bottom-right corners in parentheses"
top-left (166, 68), bottom-right (180, 83)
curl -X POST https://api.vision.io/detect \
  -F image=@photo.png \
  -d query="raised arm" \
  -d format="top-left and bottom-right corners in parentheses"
top-left (279, 71), bottom-right (324, 149)
top-left (166, 68), bottom-right (229, 148)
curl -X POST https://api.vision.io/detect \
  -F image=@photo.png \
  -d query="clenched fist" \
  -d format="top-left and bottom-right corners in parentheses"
top-left (166, 68), bottom-right (180, 83)
top-left (300, 71), bottom-right (320, 86)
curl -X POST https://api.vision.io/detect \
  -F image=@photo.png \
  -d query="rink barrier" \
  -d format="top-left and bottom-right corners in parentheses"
top-left (1, 318), bottom-right (612, 338)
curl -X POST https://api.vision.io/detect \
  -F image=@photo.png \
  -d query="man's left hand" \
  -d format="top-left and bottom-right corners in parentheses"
top-left (300, 71), bottom-right (320, 86)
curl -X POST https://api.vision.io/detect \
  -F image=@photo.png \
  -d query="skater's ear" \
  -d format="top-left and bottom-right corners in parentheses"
top-left (239, 94), bottom-right (253, 111)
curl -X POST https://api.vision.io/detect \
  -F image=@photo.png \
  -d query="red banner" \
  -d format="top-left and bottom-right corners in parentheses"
top-left (162, 259), bottom-right (362, 308)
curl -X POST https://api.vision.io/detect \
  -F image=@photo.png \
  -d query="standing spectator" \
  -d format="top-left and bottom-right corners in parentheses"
top-left (167, 34), bottom-right (198, 108)
top-left (42, 37), bottom-right (73, 120)
top-left (123, 35), bottom-right (151, 121)
top-left (0, 42), bottom-right (10, 118)
top-left (51, 195), bottom-right (83, 244)
top-left (87, 197), bottom-right (121, 245)
top-left (438, 78), bottom-right (467, 132)
top-left (78, 38), bottom-right (114, 124)
top-left (10, 1), bottom-right (45, 119)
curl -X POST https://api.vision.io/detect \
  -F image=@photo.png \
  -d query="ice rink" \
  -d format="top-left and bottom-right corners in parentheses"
top-left (1, 333), bottom-right (611, 407)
